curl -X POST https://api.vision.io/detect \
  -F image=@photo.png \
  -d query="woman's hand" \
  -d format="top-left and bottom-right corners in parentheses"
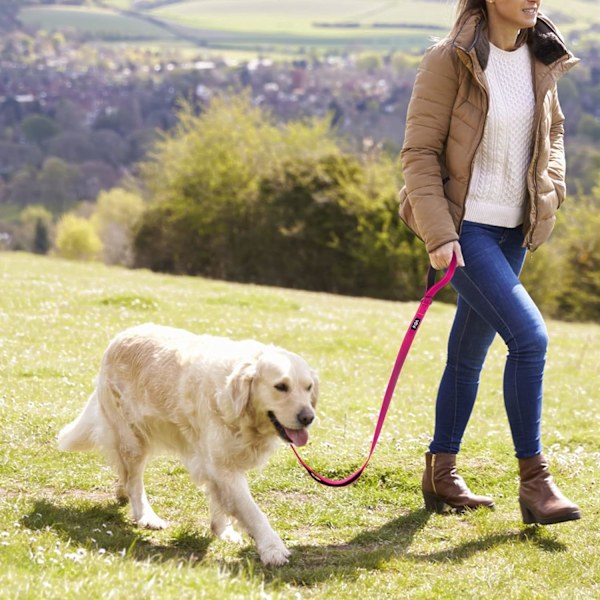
top-left (428, 241), bottom-right (465, 270)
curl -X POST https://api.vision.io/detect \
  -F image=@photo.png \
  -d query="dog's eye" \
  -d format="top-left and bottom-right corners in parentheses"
top-left (274, 383), bottom-right (289, 393)
top-left (306, 384), bottom-right (313, 392)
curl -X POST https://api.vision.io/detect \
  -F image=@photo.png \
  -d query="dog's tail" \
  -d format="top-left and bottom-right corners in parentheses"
top-left (57, 390), bottom-right (99, 452)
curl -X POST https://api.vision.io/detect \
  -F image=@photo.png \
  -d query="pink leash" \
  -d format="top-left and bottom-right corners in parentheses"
top-left (291, 254), bottom-right (458, 486)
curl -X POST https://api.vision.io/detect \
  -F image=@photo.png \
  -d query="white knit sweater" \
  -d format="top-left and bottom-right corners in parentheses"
top-left (463, 43), bottom-right (536, 228)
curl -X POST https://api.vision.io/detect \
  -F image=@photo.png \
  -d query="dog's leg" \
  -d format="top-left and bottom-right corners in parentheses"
top-left (105, 445), bottom-right (130, 505)
top-left (205, 481), bottom-right (244, 544)
top-left (207, 473), bottom-right (290, 566)
top-left (104, 432), bottom-right (166, 529)
top-left (122, 450), bottom-right (168, 530)
top-left (102, 436), bottom-right (165, 527)
top-left (97, 378), bottom-right (168, 530)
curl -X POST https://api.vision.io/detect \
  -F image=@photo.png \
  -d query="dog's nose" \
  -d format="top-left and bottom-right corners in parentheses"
top-left (297, 407), bottom-right (315, 427)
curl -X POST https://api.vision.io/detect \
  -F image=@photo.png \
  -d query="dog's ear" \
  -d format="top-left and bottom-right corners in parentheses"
top-left (225, 359), bottom-right (257, 419)
top-left (309, 369), bottom-right (319, 408)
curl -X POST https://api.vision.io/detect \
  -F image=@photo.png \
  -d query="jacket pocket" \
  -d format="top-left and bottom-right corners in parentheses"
top-left (541, 169), bottom-right (565, 212)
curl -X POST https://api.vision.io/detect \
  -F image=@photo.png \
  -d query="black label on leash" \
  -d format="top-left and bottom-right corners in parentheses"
top-left (411, 318), bottom-right (421, 331)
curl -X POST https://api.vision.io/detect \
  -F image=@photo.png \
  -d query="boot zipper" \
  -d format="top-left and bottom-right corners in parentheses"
top-left (431, 454), bottom-right (438, 495)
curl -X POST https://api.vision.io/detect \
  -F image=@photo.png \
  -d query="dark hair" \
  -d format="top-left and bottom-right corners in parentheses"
top-left (451, 0), bottom-right (529, 47)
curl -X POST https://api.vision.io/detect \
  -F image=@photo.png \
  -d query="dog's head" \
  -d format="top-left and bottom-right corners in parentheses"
top-left (226, 346), bottom-right (318, 447)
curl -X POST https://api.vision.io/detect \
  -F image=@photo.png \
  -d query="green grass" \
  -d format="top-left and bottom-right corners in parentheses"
top-left (0, 252), bottom-right (598, 598)
top-left (18, 6), bottom-right (178, 40)
top-left (18, 4), bottom-right (437, 54)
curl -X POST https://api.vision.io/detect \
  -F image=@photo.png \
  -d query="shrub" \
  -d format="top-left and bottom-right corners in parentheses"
top-left (521, 196), bottom-right (600, 322)
top-left (134, 95), bottom-right (429, 300)
top-left (134, 94), bottom-right (341, 277)
top-left (554, 199), bottom-right (600, 321)
top-left (54, 213), bottom-right (102, 261)
top-left (251, 152), bottom-right (427, 299)
top-left (92, 188), bottom-right (144, 266)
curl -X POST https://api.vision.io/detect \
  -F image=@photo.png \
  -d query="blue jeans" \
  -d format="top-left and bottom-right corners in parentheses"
top-left (429, 221), bottom-right (547, 459)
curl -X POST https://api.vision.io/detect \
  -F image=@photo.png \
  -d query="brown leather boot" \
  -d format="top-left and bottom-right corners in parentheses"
top-left (422, 452), bottom-right (495, 513)
top-left (519, 454), bottom-right (581, 525)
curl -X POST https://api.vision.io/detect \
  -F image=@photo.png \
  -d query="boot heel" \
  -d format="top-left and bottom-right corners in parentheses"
top-left (423, 491), bottom-right (448, 513)
top-left (519, 499), bottom-right (538, 524)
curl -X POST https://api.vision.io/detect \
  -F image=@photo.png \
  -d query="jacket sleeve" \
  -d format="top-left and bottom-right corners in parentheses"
top-left (400, 43), bottom-right (460, 252)
top-left (547, 85), bottom-right (566, 206)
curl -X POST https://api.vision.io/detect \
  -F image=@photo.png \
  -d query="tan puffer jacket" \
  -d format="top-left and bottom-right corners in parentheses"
top-left (399, 13), bottom-right (579, 253)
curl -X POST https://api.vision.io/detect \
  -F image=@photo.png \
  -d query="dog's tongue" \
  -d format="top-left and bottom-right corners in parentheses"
top-left (285, 427), bottom-right (309, 447)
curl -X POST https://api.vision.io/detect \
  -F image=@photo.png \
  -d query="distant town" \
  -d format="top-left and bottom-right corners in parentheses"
top-left (1, 21), bottom-right (599, 218)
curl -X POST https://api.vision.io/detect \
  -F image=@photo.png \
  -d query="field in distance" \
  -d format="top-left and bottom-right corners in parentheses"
top-left (17, 0), bottom-right (600, 57)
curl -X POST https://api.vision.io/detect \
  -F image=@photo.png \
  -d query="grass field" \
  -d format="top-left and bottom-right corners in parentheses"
top-left (18, 5), bottom-right (440, 54)
top-left (0, 251), bottom-right (598, 598)
top-left (18, 6), bottom-right (179, 41)
top-left (18, 0), bottom-right (600, 57)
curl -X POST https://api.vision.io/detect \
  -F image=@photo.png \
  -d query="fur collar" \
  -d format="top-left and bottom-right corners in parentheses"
top-left (453, 12), bottom-right (573, 71)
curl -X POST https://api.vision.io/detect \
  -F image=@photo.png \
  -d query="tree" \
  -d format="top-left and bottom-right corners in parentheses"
top-left (90, 129), bottom-right (128, 167)
top-left (46, 131), bottom-right (99, 163)
top-left (53, 99), bottom-right (85, 132)
top-left (6, 167), bottom-right (41, 206)
top-left (20, 114), bottom-right (61, 146)
top-left (135, 94), bottom-right (341, 276)
top-left (33, 218), bottom-right (50, 254)
top-left (356, 53), bottom-right (383, 73)
top-left (54, 213), bottom-right (101, 261)
top-left (92, 187), bottom-right (144, 266)
top-left (557, 76), bottom-right (581, 135)
top-left (38, 157), bottom-right (81, 213)
top-left (577, 114), bottom-right (600, 144)
top-left (19, 204), bottom-right (53, 253)
top-left (134, 95), bottom-right (427, 300)
top-left (0, 142), bottom-right (42, 178)
top-left (78, 160), bottom-right (120, 200)
top-left (556, 198), bottom-right (600, 321)
top-left (521, 195), bottom-right (600, 322)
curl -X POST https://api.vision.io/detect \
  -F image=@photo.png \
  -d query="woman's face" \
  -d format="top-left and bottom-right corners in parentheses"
top-left (488, 0), bottom-right (541, 31)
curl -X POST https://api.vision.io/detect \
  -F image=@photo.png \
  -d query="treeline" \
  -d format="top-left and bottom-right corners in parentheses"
top-left (25, 95), bottom-right (598, 322)
top-left (134, 97), bottom-right (428, 301)
top-left (137, 98), bottom-right (600, 320)
top-left (1, 30), bottom-right (599, 320)
top-left (1, 29), bottom-right (600, 221)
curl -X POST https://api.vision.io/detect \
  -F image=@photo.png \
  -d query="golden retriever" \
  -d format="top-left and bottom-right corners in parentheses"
top-left (58, 323), bottom-right (318, 566)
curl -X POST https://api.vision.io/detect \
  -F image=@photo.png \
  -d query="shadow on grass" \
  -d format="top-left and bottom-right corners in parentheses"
top-left (22, 498), bottom-right (212, 564)
top-left (23, 498), bottom-right (567, 584)
top-left (228, 508), bottom-right (433, 584)
top-left (408, 524), bottom-right (567, 564)
top-left (235, 512), bottom-right (567, 586)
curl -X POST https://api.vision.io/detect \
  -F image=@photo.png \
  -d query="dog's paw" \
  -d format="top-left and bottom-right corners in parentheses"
top-left (258, 540), bottom-right (291, 567)
top-left (115, 488), bottom-right (129, 506)
top-left (135, 513), bottom-right (169, 530)
top-left (219, 524), bottom-right (243, 544)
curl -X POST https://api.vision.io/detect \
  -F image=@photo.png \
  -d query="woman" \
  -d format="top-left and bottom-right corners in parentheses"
top-left (399, 0), bottom-right (581, 524)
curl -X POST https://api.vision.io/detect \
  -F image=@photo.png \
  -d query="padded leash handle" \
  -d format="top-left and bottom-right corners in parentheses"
top-left (291, 254), bottom-right (458, 487)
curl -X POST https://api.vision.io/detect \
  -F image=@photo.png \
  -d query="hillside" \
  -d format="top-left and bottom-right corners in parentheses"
top-left (16, 0), bottom-right (600, 56)
top-left (0, 251), bottom-right (598, 597)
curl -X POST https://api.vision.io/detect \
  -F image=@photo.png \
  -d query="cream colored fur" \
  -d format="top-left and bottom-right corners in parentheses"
top-left (58, 323), bottom-right (319, 566)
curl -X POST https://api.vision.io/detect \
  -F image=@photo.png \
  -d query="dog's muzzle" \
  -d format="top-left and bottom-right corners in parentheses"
top-left (268, 411), bottom-right (310, 447)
